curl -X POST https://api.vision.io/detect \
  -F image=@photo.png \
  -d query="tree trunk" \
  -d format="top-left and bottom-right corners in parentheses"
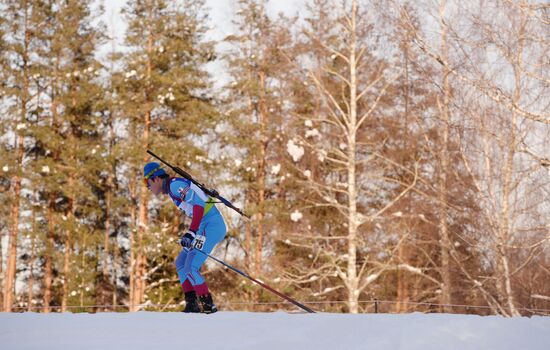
top-left (133, 1), bottom-right (154, 311)
top-left (397, 35), bottom-right (411, 314)
top-left (255, 70), bottom-right (267, 277)
top-left (3, 1), bottom-right (32, 313)
top-left (129, 177), bottom-right (137, 311)
top-left (112, 236), bottom-right (118, 310)
top-left (104, 176), bottom-right (112, 272)
top-left (346, 0), bottom-right (360, 314)
top-left (61, 91), bottom-right (80, 313)
top-left (79, 238), bottom-right (86, 309)
top-left (103, 175), bottom-right (112, 309)
top-left (61, 226), bottom-right (71, 312)
top-left (437, 0), bottom-right (453, 313)
top-left (245, 220), bottom-right (251, 271)
top-left (495, 4), bottom-right (527, 318)
top-left (396, 243), bottom-right (410, 313)
top-left (107, 20), bottom-right (118, 312)
top-left (0, 222), bottom-right (3, 308)
top-left (27, 231), bottom-right (36, 312)
top-left (102, 104), bottom-right (117, 310)
top-left (3, 166), bottom-right (21, 313)
top-left (43, 42), bottom-right (62, 313)
top-left (44, 196), bottom-right (55, 313)
top-left (61, 169), bottom-right (76, 312)
top-left (135, 97), bottom-right (151, 311)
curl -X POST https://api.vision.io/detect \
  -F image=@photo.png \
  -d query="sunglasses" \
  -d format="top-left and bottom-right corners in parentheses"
top-left (143, 176), bottom-right (156, 188)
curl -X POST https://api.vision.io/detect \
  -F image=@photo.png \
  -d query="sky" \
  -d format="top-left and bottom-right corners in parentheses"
top-left (98, 0), bottom-right (305, 89)
top-left (101, 0), bottom-right (305, 46)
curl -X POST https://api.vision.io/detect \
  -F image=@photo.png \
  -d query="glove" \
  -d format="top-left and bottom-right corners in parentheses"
top-left (179, 230), bottom-right (196, 248)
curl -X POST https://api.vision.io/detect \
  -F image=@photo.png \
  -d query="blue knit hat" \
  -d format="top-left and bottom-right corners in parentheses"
top-left (143, 162), bottom-right (166, 180)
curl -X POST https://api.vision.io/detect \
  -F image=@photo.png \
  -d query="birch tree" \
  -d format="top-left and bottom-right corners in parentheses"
top-left (399, 0), bottom-right (550, 316)
top-left (448, 0), bottom-right (549, 317)
top-left (282, 0), bottom-right (420, 313)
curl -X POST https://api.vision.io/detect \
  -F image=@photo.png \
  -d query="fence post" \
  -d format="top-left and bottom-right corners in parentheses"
top-left (374, 299), bottom-right (379, 314)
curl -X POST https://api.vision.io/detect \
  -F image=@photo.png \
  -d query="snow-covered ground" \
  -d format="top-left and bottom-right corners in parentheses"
top-left (1, 311), bottom-right (549, 350)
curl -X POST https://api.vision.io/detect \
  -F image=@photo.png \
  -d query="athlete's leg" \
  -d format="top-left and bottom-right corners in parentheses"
top-left (183, 216), bottom-right (226, 313)
top-left (183, 216), bottom-right (227, 292)
top-left (175, 248), bottom-right (194, 292)
top-left (176, 247), bottom-right (201, 312)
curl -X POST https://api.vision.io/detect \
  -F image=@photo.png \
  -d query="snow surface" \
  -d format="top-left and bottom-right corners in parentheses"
top-left (1, 311), bottom-right (549, 350)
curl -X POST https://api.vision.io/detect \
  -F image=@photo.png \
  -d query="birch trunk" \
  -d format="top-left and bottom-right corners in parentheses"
top-left (346, 0), bottom-right (360, 314)
top-left (255, 70), bottom-right (267, 277)
top-left (437, 0), bottom-right (453, 313)
top-left (397, 30), bottom-right (411, 313)
top-left (495, 2), bottom-right (527, 318)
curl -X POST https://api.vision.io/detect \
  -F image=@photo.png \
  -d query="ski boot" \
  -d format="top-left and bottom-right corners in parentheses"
top-left (182, 291), bottom-right (201, 313)
top-left (199, 293), bottom-right (218, 314)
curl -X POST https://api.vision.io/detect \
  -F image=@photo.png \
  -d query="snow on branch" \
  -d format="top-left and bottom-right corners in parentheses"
top-left (286, 139), bottom-right (305, 162)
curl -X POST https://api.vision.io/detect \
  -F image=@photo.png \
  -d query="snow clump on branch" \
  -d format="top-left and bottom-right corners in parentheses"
top-left (270, 164), bottom-right (281, 175)
top-left (290, 209), bottom-right (303, 222)
top-left (287, 139), bottom-right (304, 162)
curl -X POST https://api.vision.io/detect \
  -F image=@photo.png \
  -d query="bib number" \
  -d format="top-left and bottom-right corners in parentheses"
top-left (193, 235), bottom-right (206, 250)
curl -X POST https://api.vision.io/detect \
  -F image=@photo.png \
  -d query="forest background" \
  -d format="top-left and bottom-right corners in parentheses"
top-left (1, 0), bottom-right (549, 316)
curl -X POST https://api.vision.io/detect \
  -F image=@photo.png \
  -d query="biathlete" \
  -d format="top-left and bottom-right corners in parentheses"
top-left (144, 162), bottom-right (226, 313)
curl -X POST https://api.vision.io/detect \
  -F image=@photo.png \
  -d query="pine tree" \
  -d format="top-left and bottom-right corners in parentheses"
top-left (94, 21), bottom-right (126, 310)
top-left (55, 0), bottom-right (104, 313)
top-left (0, 0), bottom-right (50, 312)
top-left (118, 0), bottom-right (219, 311)
top-left (0, 0), bottom-right (8, 309)
top-left (24, 0), bottom-right (105, 312)
top-left (223, 0), bottom-right (294, 286)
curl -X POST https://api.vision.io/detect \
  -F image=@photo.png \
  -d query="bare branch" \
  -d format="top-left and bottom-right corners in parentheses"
top-left (356, 72), bottom-right (402, 131)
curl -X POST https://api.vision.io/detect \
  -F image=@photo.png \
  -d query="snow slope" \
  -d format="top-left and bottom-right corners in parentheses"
top-left (1, 311), bottom-right (549, 350)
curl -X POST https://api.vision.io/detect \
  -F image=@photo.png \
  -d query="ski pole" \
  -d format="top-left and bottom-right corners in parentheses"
top-left (147, 149), bottom-right (250, 219)
top-left (195, 249), bottom-right (316, 313)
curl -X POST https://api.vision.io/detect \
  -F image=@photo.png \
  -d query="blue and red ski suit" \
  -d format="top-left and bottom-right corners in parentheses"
top-left (164, 177), bottom-right (227, 296)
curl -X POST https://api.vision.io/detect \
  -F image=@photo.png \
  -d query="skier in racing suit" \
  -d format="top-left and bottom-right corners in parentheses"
top-left (144, 162), bottom-right (226, 313)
